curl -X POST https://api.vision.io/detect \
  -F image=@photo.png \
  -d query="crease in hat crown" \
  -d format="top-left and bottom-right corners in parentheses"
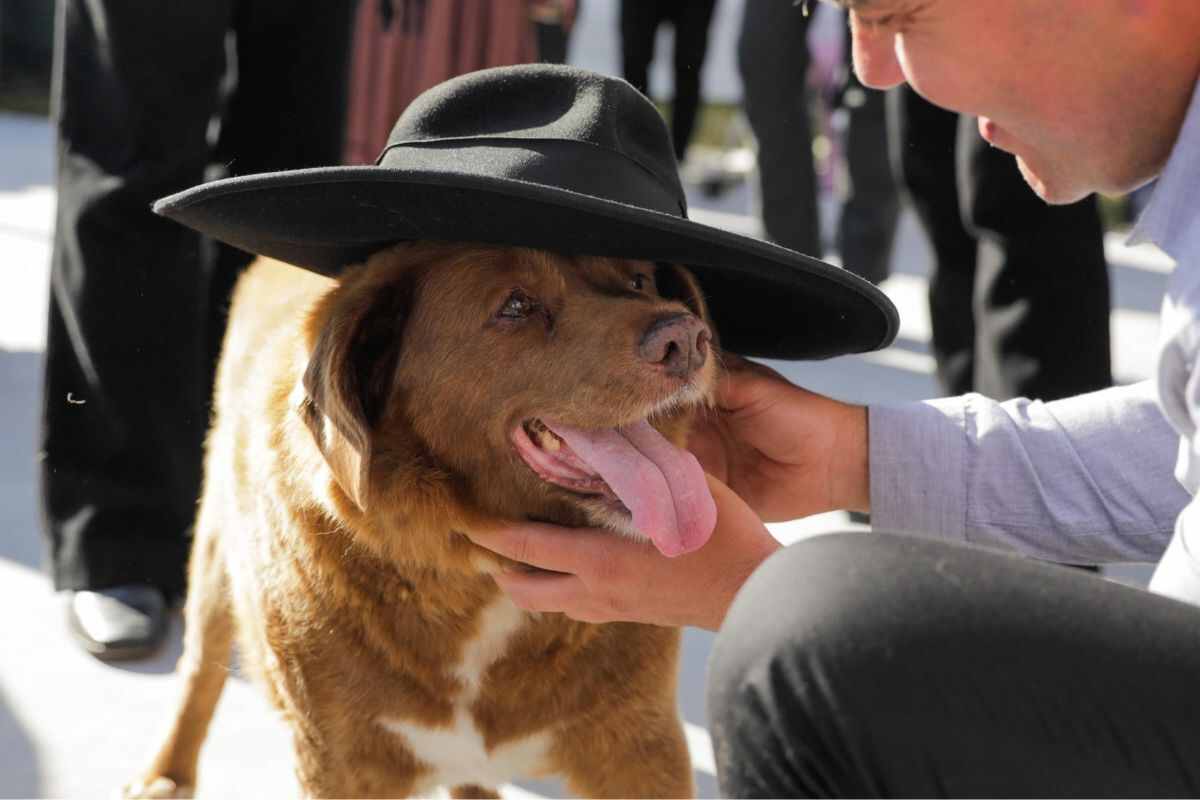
top-left (374, 64), bottom-right (689, 216)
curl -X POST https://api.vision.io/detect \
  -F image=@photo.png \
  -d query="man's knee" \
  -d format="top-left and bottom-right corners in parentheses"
top-left (706, 533), bottom-right (913, 796)
top-left (706, 532), bottom-right (992, 796)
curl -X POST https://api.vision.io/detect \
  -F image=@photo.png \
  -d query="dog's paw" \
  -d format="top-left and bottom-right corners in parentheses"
top-left (119, 776), bottom-right (194, 799)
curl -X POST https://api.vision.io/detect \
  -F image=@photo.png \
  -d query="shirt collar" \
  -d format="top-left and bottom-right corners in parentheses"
top-left (1129, 77), bottom-right (1200, 261)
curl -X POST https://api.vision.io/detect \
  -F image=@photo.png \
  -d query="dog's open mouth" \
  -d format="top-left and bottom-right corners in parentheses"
top-left (511, 418), bottom-right (717, 557)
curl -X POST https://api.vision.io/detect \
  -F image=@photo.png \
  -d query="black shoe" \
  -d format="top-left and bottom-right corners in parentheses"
top-left (67, 584), bottom-right (168, 661)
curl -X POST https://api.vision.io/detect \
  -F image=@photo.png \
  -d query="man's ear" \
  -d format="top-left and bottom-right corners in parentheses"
top-left (656, 262), bottom-right (720, 347)
top-left (299, 277), bottom-right (414, 512)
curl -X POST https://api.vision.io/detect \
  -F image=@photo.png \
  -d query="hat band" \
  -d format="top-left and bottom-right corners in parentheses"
top-left (377, 139), bottom-right (687, 218)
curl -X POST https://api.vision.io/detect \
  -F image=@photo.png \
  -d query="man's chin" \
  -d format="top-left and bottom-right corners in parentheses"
top-left (1016, 155), bottom-right (1091, 205)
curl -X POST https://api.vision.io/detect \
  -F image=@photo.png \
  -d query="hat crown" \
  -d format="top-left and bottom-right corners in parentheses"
top-left (380, 64), bottom-right (686, 213)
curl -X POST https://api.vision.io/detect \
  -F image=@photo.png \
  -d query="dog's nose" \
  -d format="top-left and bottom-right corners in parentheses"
top-left (638, 313), bottom-right (710, 379)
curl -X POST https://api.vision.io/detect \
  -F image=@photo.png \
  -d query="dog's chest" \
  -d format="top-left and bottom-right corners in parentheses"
top-left (376, 596), bottom-right (551, 790)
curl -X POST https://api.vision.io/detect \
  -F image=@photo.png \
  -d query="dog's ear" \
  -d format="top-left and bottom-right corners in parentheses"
top-left (299, 277), bottom-right (414, 512)
top-left (656, 262), bottom-right (719, 341)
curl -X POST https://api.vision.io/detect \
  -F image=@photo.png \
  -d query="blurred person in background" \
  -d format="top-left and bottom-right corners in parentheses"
top-left (892, 87), bottom-right (1113, 402)
top-left (344, 0), bottom-right (543, 164)
top-left (530, 0), bottom-right (578, 64)
top-left (619, 0), bottom-right (718, 163)
top-left (44, 0), bottom-right (356, 659)
top-left (739, 1), bottom-right (897, 284)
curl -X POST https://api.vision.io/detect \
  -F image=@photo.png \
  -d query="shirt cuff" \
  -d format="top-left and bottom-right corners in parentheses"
top-left (869, 398), bottom-right (970, 542)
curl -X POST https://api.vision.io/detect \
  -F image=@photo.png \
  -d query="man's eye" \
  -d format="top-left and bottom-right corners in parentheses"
top-left (630, 273), bottom-right (652, 292)
top-left (498, 289), bottom-right (537, 319)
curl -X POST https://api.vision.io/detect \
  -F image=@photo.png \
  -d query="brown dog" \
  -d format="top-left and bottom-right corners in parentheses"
top-left (123, 241), bottom-right (719, 798)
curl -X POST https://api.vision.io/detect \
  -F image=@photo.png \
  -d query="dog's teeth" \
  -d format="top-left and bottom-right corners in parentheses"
top-left (534, 427), bottom-right (560, 452)
top-left (526, 419), bottom-right (562, 452)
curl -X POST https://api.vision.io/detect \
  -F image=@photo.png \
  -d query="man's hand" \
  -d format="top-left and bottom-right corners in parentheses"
top-left (688, 354), bottom-right (870, 522)
top-left (467, 475), bottom-right (780, 631)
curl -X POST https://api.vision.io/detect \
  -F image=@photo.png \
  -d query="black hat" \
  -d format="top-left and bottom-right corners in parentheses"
top-left (154, 64), bottom-right (897, 360)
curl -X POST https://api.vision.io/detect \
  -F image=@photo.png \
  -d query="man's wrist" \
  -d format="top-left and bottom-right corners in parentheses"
top-left (831, 403), bottom-right (870, 512)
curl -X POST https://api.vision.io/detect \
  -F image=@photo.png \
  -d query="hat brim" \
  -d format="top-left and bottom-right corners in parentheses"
top-left (155, 167), bottom-right (898, 360)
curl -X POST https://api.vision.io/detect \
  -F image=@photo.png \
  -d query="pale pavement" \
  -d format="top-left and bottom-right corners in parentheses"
top-left (0, 106), bottom-right (1166, 798)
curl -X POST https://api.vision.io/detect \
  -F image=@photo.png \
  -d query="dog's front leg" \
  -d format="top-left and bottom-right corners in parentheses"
top-left (122, 509), bottom-right (233, 798)
top-left (556, 713), bottom-right (695, 799)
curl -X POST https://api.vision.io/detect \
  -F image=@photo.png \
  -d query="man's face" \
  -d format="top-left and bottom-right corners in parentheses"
top-left (844, 0), bottom-right (1165, 203)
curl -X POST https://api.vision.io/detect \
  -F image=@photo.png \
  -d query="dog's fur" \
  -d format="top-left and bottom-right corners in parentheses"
top-left (124, 242), bottom-right (718, 798)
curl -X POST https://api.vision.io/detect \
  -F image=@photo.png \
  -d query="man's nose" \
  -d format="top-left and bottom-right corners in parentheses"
top-left (850, 16), bottom-right (906, 90)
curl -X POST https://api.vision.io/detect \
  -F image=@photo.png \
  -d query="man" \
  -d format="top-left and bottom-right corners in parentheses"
top-left (468, 0), bottom-right (1200, 794)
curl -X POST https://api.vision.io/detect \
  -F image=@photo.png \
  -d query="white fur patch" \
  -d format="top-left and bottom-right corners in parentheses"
top-left (376, 597), bottom-right (550, 792)
top-left (453, 596), bottom-right (527, 693)
top-left (379, 713), bottom-right (552, 793)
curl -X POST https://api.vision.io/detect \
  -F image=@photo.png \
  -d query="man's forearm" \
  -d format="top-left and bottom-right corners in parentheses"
top-left (868, 381), bottom-right (1189, 564)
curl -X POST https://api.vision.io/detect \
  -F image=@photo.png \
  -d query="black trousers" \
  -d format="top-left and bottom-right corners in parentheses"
top-left (891, 88), bottom-right (1112, 401)
top-left (619, 0), bottom-right (717, 162)
top-left (835, 73), bottom-right (898, 286)
top-left (738, 1), bottom-right (897, 283)
top-left (41, 0), bottom-right (355, 598)
top-left (708, 533), bottom-right (1200, 798)
top-left (737, 0), bottom-right (819, 256)
top-left (534, 21), bottom-right (569, 65)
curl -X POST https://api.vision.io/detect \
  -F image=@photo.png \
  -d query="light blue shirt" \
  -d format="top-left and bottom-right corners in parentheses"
top-left (869, 78), bottom-right (1200, 605)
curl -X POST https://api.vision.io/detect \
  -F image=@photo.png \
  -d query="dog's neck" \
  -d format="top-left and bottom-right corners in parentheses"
top-left (284, 506), bottom-right (599, 683)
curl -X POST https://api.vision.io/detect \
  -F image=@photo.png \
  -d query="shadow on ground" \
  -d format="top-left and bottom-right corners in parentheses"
top-left (0, 112), bottom-right (52, 193)
top-left (0, 682), bottom-right (41, 798)
top-left (0, 348), bottom-right (43, 571)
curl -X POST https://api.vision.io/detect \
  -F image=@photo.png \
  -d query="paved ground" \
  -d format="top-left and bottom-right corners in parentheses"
top-left (0, 104), bottom-right (1167, 799)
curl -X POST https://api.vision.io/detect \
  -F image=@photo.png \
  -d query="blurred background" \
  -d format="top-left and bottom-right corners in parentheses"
top-left (0, 1), bottom-right (1164, 797)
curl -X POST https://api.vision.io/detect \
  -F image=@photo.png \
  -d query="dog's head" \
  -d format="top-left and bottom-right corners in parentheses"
top-left (299, 242), bottom-right (719, 561)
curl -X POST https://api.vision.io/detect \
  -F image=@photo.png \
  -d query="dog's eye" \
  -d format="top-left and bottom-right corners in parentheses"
top-left (630, 273), bottom-right (653, 292)
top-left (498, 289), bottom-right (537, 319)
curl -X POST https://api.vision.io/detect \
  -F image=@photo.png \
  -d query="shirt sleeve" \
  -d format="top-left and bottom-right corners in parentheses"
top-left (868, 380), bottom-right (1190, 564)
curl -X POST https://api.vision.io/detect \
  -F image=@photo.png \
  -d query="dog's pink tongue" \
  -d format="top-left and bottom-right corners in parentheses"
top-left (546, 420), bottom-right (716, 557)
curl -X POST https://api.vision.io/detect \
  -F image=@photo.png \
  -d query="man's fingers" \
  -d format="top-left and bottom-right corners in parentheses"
top-left (688, 411), bottom-right (731, 480)
top-left (493, 570), bottom-right (589, 615)
top-left (713, 354), bottom-right (789, 412)
top-left (467, 522), bottom-right (606, 573)
top-left (712, 353), bottom-right (751, 410)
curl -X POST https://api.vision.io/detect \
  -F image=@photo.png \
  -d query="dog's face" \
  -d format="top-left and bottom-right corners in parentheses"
top-left (300, 242), bottom-right (719, 560)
